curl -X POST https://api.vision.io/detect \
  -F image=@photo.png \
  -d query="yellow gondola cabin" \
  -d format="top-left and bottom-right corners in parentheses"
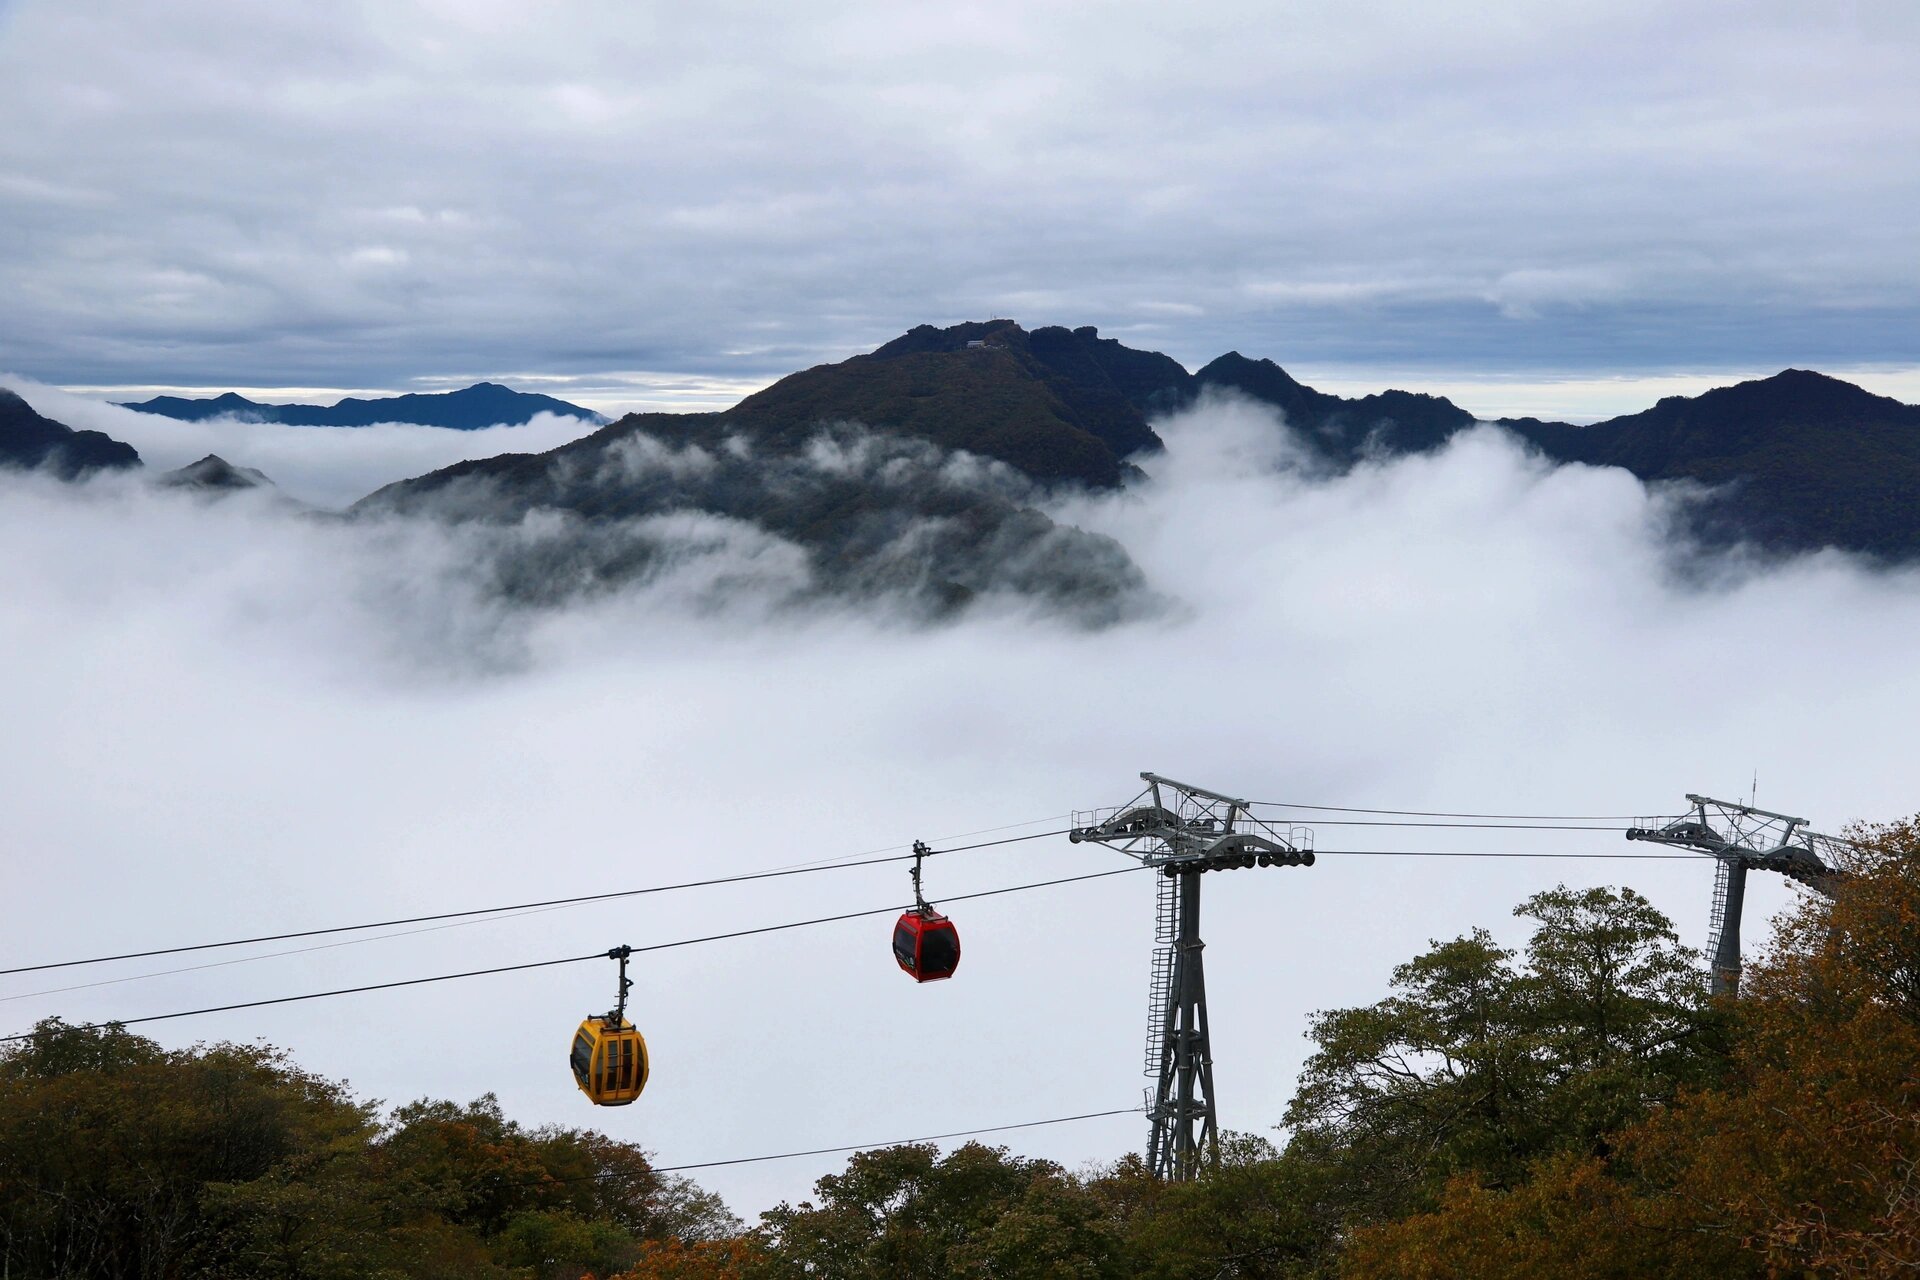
top-left (570, 1017), bottom-right (649, 1106)
top-left (572, 945), bottom-right (650, 1106)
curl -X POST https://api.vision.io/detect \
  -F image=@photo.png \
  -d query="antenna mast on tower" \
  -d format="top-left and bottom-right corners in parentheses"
top-left (1071, 773), bottom-right (1314, 1180)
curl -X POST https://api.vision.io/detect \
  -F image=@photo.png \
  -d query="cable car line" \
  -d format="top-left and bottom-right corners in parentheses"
top-left (1263, 819), bottom-right (1637, 831)
top-left (521, 1107), bottom-right (1149, 1185)
top-left (0, 864), bottom-right (1148, 1043)
top-left (0, 827), bottom-right (1073, 979)
top-left (2, 843), bottom-right (1701, 1005)
top-left (1315, 849), bottom-right (1697, 860)
top-left (1, 900), bottom-right (584, 1004)
top-left (0, 848), bottom-right (1705, 1037)
top-left (1251, 800), bottom-right (1676, 821)
top-left (648, 1106), bottom-right (1146, 1174)
top-left (754, 814), bottom-right (1068, 874)
top-left (1, 835), bottom-right (1700, 995)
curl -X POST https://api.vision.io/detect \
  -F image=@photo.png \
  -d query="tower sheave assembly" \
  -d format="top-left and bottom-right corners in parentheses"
top-left (1071, 773), bottom-right (1314, 1181)
top-left (1627, 793), bottom-right (1852, 996)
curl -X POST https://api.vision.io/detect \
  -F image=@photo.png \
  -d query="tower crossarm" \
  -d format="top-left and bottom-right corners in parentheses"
top-left (1626, 793), bottom-right (1847, 893)
top-left (1072, 772), bottom-right (1310, 867)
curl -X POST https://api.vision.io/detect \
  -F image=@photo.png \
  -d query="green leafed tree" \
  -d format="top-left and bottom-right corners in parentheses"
top-left (0, 1020), bottom-right (735, 1280)
top-left (1281, 886), bottom-right (1714, 1231)
top-left (752, 1141), bottom-right (1124, 1279)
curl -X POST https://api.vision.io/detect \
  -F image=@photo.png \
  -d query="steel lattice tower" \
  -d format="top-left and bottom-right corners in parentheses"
top-left (1070, 773), bottom-right (1314, 1180)
top-left (1627, 793), bottom-right (1852, 995)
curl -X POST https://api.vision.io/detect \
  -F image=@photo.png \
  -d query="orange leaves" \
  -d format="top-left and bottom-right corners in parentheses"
top-left (1342, 820), bottom-right (1920, 1278)
top-left (606, 1237), bottom-right (767, 1279)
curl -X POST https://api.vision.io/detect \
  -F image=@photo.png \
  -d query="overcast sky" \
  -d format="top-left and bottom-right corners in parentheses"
top-left (3, 0), bottom-right (1917, 418)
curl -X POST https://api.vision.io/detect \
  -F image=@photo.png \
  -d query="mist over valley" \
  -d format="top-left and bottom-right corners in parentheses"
top-left (11, 320), bottom-right (1920, 631)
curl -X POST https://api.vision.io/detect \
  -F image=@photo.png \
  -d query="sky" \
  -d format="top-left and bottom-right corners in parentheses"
top-left (3, 0), bottom-right (1919, 419)
top-left (5, 394), bottom-right (1917, 1217)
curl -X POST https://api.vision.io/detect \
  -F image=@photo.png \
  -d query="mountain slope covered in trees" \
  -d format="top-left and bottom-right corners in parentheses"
top-left (348, 326), bottom-right (1197, 620)
top-left (1505, 369), bottom-right (1920, 557)
top-left (353, 324), bottom-right (1920, 574)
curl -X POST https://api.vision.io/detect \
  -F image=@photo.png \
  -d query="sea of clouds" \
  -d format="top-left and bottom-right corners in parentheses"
top-left (4, 390), bottom-right (1917, 1215)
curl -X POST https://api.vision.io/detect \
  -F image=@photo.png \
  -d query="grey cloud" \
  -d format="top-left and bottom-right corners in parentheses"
top-left (2, 1), bottom-right (1916, 396)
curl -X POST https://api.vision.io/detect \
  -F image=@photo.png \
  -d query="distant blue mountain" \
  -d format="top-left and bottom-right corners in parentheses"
top-left (119, 382), bottom-right (603, 430)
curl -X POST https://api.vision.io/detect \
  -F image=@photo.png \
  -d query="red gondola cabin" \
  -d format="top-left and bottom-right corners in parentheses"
top-left (892, 907), bottom-right (960, 982)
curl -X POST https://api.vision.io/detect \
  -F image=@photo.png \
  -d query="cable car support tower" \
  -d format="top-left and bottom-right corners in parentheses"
top-left (1627, 793), bottom-right (1853, 996)
top-left (1071, 773), bottom-right (1314, 1181)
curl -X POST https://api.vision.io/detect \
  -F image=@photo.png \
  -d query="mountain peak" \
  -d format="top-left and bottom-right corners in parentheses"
top-left (680, 318), bottom-right (1185, 484)
top-left (871, 318), bottom-right (1029, 358)
top-left (159, 454), bottom-right (274, 491)
top-left (1499, 368), bottom-right (1920, 557)
top-left (1621, 368), bottom-right (1916, 431)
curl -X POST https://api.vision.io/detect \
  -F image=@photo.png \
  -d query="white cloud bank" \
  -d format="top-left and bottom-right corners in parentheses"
top-left (3, 399), bottom-right (1917, 1218)
top-left (0, 376), bottom-right (609, 508)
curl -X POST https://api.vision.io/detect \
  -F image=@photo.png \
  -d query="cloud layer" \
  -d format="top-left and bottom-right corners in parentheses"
top-left (0, 376), bottom-right (609, 507)
top-left (3, 0), bottom-right (1917, 402)
top-left (4, 398), bottom-right (1917, 1217)
top-left (356, 422), bottom-right (1154, 624)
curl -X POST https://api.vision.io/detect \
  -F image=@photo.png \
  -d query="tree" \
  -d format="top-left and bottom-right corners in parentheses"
top-left (0, 1021), bottom-right (377, 1279)
top-left (0, 1020), bottom-right (737, 1280)
top-left (1512, 885), bottom-right (1717, 1150)
top-left (610, 1237), bottom-right (768, 1279)
top-left (1342, 826), bottom-right (1920, 1278)
top-left (1280, 887), bottom-right (1712, 1233)
top-left (753, 1141), bottom-right (1122, 1279)
top-left (1091, 1136), bottom-right (1333, 1280)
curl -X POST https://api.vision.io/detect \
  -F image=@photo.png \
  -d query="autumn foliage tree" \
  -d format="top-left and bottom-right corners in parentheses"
top-left (1344, 825), bottom-right (1920, 1278)
top-left (0, 1022), bottom-right (735, 1280)
top-left (751, 1140), bottom-right (1125, 1279)
top-left (1281, 884), bottom-right (1716, 1237)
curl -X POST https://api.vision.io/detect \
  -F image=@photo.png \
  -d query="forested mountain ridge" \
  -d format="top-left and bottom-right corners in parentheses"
top-left (357, 323), bottom-right (1920, 584)
top-left (15, 324), bottom-right (1920, 566)
top-left (348, 322), bottom-right (1202, 620)
top-left (626, 319), bottom-right (1179, 489)
top-left (1192, 351), bottom-right (1477, 465)
top-left (1503, 369), bottom-right (1920, 557)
